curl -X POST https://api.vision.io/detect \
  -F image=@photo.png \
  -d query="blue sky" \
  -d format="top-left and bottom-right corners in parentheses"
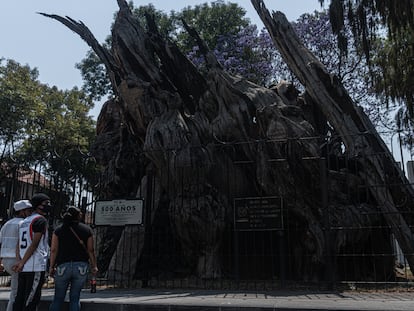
top-left (0, 0), bottom-right (322, 117)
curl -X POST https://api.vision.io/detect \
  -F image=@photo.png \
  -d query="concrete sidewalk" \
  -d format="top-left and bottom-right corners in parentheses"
top-left (1, 287), bottom-right (414, 311)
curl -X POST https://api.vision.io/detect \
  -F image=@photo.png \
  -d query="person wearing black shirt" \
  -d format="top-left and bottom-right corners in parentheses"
top-left (48, 206), bottom-right (98, 311)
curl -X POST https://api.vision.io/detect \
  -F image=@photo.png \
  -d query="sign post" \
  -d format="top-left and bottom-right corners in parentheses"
top-left (95, 199), bottom-right (144, 226)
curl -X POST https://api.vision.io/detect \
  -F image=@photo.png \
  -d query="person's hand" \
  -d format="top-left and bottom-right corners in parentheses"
top-left (91, 266), bottom-right (98, 275)
top-left (0, 263), bottom-right (4, 272)
top-left (49, 266), bottom-right (56, 277)
top-left (12, 261), bottom-right (24, 272)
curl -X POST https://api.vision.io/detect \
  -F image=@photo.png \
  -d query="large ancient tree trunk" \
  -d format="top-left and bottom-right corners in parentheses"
top-left (42, 0), bottom-right (414, 282)
top-left (252, 0), bottom-right (414, 271)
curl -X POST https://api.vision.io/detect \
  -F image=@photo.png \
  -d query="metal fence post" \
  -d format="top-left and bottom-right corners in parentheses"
top-left (278, 230), bottom-right (286, 288)
top-left (141, 167), bottom-right (154, 288)
top-left (320, 157), bottom-right (335, 289)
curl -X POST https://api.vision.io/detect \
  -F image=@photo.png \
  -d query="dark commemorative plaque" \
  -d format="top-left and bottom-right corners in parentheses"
top-left (234, 196), bottom-right (283, 231)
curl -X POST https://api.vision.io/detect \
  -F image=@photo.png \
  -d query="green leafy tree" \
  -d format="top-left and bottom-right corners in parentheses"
top-left (371, 26), bottom-right (414, 143)
top-left (22, 86), bottom-right (96, 185)
top-left (76, 48), bottom-right (112, 102)
top-left (0, 59), bottom-right (41, 158)
top-left (171, 0), bottom-right (249, 53)
top-left (0, 58), bottom-right (96, 184)
top-left (320, 0), bottom-right (414, 133)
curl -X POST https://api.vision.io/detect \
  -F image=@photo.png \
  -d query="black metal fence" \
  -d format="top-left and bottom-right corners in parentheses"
top-left (0, 151), bottom-right (95, 287)
top-left (1, 135), bottom-right (414, 290)
top-left (88, 136), bottom-right (414, 290)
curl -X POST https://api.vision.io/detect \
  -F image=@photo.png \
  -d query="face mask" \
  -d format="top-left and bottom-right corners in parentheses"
top-left (40, 204), bottom-right (52, 215)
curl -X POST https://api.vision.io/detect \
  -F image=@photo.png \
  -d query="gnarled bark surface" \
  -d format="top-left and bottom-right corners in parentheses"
top-left (42, 0), bottom-right (414, 283)
top-left (252, 0), bottom-right (414, 271)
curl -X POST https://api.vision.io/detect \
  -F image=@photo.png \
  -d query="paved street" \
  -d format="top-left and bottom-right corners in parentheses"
top-left (1, 287), bottom-right (414, 310)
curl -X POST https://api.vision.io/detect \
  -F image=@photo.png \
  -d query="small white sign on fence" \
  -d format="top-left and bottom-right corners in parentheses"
top-left (94, 199), bottom-right (143, 226)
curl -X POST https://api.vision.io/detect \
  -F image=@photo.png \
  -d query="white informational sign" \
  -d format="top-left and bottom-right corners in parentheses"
top-left (95, 199), bottom-right (143, 226)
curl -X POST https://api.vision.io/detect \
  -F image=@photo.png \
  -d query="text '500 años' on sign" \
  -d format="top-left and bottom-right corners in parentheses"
top-left (94, 199), bottom-right (144, 226)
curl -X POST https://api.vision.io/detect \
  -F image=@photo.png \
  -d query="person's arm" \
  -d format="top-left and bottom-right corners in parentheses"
top-left (48, 233), bottom-right (58, 277)
top-left (0, 229), bottom-right (3, 271)
top-left (0, 226), bottom-right (5, 271)
top-left (13, 231), bottom-right (43, 272)
top-left (15, 239), bottom-right (20, 262)
top-left (87, 235), bottom-right (98, 275)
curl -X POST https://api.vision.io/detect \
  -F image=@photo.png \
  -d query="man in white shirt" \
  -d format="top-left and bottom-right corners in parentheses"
top-left (0, 200), bottom-right (33, 311)
top-left (13, 193), bottom-right (52, 311)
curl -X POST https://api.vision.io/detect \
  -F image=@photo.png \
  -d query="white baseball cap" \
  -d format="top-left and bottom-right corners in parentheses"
top-left (14, 200), bottom-right (32, 211)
